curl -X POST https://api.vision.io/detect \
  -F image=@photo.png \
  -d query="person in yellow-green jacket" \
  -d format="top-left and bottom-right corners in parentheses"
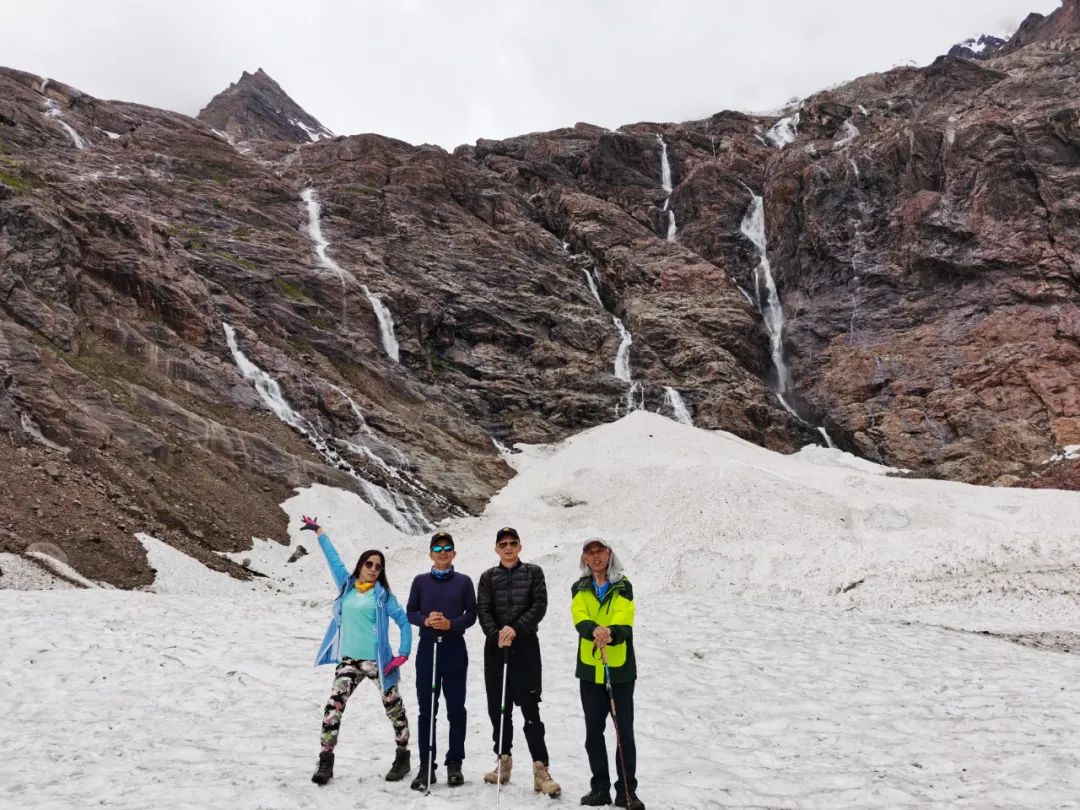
top-left (571, 538), bottom-right (645, 810)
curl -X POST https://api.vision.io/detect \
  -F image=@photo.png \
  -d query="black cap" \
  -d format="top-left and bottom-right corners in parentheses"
top-left (430, 530), bottom-right (454, 550)
top-left (495, 526), bottom-right (519, 542)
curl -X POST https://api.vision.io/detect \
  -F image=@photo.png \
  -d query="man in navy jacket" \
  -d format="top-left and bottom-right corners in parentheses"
top-left (406, 531), bottom-right (477, 790)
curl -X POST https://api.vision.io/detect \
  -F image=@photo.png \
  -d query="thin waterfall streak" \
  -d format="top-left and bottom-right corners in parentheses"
top-left (222, 323), bottom-right (430, 532)
top-left (740, 192), bottom-right (790, 396)
top-left (583, 266), bottom-right (639, 411)
top-left (656, 134), bottom-right (678, 241)
top-left (362, 284), bottom-right (400, 363)
top-left (663, 386), bottom-right (693, 426)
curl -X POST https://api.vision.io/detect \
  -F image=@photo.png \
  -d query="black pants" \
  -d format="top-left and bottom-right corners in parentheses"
top-left (484, 641), bottom-right (549, 764)
top-left (580, 679), bottom-right (636, 795)
top-left (415, 634), bottom-right (468, 766)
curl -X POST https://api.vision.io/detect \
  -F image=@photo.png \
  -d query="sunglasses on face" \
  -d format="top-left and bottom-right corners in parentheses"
top-left (497, 540), bottom-right (519, 549)
top-left (363, 560), bottom-right (383, 571)
top-left (431, 545), bottom-right (454, 553)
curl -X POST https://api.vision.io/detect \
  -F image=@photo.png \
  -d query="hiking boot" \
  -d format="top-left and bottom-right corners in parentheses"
top-left (385, 748), bottom-right (410, 782)
top-left (311, 751), bottom-right (334, 785)
top-left (614, 791), bottom-right (646, 810)
top-left (410, 764), bottom-right (437, 791)
top-left (446, 760), bottom-right (464, 786)
top-left (533, 761), bottom-right (561, 797)
top-left (580, 788), bottom-right (612, 806)
top-left (484, 754), bottom-right (512, 784)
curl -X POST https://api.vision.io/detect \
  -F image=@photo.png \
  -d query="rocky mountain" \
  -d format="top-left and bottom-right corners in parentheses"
top-left (1002, 0), bottom-right (1080, 54)
top-left (2, 1), bottom-right (1079, 586)
top-left (198, 68), bottom-right (333, 144)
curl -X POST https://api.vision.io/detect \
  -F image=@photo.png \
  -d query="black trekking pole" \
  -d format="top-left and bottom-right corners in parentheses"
top-left (600, 646), bottom-right (632, 810)
top-left (426, 635), bottom-right (442, 796)
top-left (496, 646), bottom-right (510, 806)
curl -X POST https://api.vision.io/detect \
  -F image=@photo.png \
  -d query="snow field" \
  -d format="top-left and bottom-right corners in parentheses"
top-left (3, 589), bottom-right (1077, 808)
top-left (4, 411), bottom-right (1080, 807)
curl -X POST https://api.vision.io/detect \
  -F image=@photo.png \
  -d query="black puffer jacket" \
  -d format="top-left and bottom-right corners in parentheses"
top-left (477, 562), bottom-right (548, 638)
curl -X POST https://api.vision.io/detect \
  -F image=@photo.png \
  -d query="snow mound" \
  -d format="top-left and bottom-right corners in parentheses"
top-left (429, 412), bottom-right (1080, 626)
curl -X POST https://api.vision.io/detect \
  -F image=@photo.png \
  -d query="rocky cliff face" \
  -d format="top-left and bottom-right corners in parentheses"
top-left (2, 1), bottom-right (1078, 586)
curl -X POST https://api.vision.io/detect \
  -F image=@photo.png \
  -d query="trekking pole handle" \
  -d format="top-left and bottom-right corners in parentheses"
top-left (599, 646), bottom-right (617, 713)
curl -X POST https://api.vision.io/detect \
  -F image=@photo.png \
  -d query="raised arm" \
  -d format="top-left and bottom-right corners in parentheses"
top-left (301, 515), bottom-right (350, 590)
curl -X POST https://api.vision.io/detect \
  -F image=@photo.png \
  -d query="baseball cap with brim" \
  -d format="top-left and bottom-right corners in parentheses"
top-left (581, 537), bottom-right (609, 552)
top-left (496, 526), bottom-right (519, 542)
top-left (430, 531), bottom-right (454, 550)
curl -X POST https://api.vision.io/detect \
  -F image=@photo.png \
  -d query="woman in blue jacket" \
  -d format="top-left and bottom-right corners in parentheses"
top-left (303, 515), bottom-right (413, 785)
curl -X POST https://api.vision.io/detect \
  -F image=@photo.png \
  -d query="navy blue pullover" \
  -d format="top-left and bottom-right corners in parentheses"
top-left (406, 570), bottom-right (478, 640)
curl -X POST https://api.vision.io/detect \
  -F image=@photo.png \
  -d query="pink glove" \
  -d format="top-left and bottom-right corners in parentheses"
top-left (383, 655), bottom-right (408, 676)
top-left (300, 515), bottom-right (320, 533)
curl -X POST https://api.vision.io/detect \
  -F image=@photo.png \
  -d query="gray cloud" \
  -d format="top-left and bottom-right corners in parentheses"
top-left (3, 0), bottom-right (1059, 148)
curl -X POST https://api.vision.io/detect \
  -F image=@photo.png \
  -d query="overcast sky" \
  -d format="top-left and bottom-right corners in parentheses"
top-left (3, 0), bottom-right (1060, 148)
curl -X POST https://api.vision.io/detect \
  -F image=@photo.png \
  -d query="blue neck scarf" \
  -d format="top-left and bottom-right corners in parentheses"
top-left (593, 579), bottom-right (611, 602)
top-left (430, 565), bottom-right (456, 581)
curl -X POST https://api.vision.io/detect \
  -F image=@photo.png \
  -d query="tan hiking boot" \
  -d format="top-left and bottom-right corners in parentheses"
top-left (533, 761), bottom-right (561, 797)
top-left (483, 754), bottom-right (512, 784)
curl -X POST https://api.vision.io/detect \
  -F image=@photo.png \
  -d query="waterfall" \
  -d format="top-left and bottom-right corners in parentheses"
top-left (656, 135), bottom-right (677, 241)
top-left (328, 383), bottom-right (461, 515)
top-left (739, 192), bottom-right (791, 396)
top-left (300, 187), bottom-right (347, 281)
top-left (663, 387), bottom-right (693, 426)
top-left (19, 411), bottom-right (66, 451)
top-left (612, 317), bottom-right (633, 383)
top-left (222, 323), bottom-right (430, 533)
top-left (739, 192), bottom-right (837, 449)
top-left (492, 436), bottom-right (514, 456)
top-left (766, 114), bottom-right (799, 149)
top-left (361, 285), bottom-right (400, 363)
top-left (43, 99), bottom-right (87, 149)
top-left (584, 268), bottom-right (604, 308)
top-left (300, 186), bottom-right (349, 327)
top-left (302, 187), bottom-right (402, 362)
top-left (817, 427), bottom-right (837, 449)
top-left (582, 268), bottom-right (643, 413)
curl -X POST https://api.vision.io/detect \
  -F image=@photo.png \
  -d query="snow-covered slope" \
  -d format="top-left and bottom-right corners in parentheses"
top-left (3, 413), bottom-right (1079, 808)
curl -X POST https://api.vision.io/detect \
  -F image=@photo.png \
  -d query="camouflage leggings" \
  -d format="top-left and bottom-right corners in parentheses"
top-left (320, 658), bottom-right (410, 753)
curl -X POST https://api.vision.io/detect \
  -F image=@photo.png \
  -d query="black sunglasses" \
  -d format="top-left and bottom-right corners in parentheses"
top-left (363, 559), bottom-right (383, 571)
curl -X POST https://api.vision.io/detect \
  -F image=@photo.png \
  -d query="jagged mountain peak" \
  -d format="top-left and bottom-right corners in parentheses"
top-left (948, 34), bottom-right (1008, 60)
top-left (949, 0), bottom-right (1080, 62)
top-left (197, 68), bottom-right (333, 144)
top-left (1000, 0), bottom-right (1080, 55)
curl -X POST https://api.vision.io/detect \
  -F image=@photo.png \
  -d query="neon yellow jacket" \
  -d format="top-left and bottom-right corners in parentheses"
top-left (570, 575), bottom-right (636, 684)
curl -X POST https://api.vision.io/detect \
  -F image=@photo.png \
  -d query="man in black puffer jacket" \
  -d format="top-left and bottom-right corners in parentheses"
top-left (476, 527), bottom-right (560, 797)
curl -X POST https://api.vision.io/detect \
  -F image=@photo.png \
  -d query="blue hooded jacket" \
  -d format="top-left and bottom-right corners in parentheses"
top-left (314, 532), bottom-right (412, 692)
